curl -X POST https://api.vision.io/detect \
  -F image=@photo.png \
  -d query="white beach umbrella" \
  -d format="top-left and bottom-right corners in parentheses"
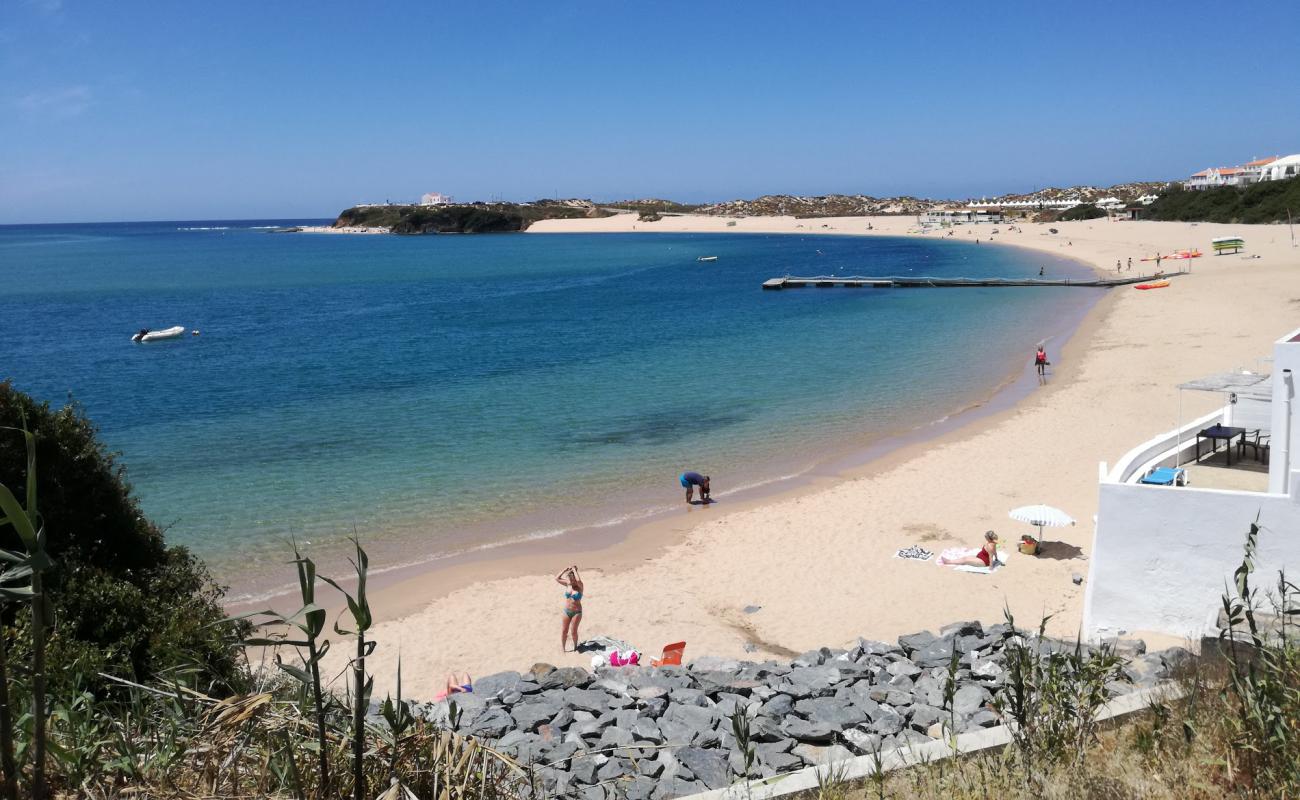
top-left (1008, 504), bottom-right (1075, 540)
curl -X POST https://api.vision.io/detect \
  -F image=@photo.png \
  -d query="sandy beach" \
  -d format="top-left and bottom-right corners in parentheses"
top-left (321, 213), bottom-right (1300, 699)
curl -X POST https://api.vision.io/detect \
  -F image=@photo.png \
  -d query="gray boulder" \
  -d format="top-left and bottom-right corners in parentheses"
top-left (624, 776), bottom-right (657, 800)
top-left (473, 671), bottom-right (523, 699)
top-left (569, 756), bottom-right (599, 785)
top-left (908, 704), bottom-right (944, 732)
top-left (465, 707), bottom-right (512, 739)
top-left (842, 728), bottom-right (883, 754)
top-left (870, 710), bottom-right (904, 736)
top-left (898, 631), bottom-right (937, 654)
top-left (940, 620), bottom-right (984, 638)
top-left (538, 666), bottom-right (591, 690)
top-left (563, 687), bottom-right (612, 713)
top-left (676, 747), bottom-right (731, 789)
top-left (914, 639), bottom-right (957, 667)
top-left (509, 701), bottom-right (559, 733)
top-left (953, 684), bottom-right (992, 716)
top-left (640, 696), bottom-right (669, 718)
top-left (758, 693), bottom-right (794, 717)
top-left (793, 697), bottom-right (868, 728)
top-left (965, 709), bottom-right (1001, 729)
top-left (669, 687), bottom-right (709, 707)
top-left (781, 717), bottom-right (836, 743)
top-left (886, 659), bottom-right (922, 679)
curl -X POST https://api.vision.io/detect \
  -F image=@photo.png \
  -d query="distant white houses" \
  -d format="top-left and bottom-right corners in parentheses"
top-left (1185, 153), bottom-right (1300, 189)
top-left (420, 192), bottom-right (455, 206)
top-left (966, 197), bottom-right (1082, 210)
top-left (922, 208), bottom-right (1004, 224)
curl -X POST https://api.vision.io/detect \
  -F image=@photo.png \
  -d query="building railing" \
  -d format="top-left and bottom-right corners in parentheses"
top-left (1103, 408), bottom-right (1225, 485)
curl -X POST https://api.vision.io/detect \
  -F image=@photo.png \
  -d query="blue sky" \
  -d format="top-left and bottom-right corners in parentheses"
top-left (3, 0), bottom-right (1298, 223)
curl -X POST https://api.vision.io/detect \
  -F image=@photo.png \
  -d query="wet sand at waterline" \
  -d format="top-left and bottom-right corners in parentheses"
top-left (327, 215), bottom-right (1300, 698)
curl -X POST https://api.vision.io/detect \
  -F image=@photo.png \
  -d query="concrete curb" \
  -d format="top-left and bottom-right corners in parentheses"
top-left (677, 684), bottom-right (1184, 800)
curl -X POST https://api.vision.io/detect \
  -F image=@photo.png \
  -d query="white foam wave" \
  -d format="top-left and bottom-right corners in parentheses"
top-left (177, 226), bottom-right (230, 231)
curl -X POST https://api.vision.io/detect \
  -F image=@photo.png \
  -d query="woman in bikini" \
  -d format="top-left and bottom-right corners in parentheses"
top-left (556, 565), bottom-right (584, 652)
top-left (940, 530), bottom-right (1000, 567)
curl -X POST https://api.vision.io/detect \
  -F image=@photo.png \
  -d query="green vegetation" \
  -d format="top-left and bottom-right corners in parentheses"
top-left (335, 200), bottom-right (610, 233)
top-left (0, 384), bottom-right (243, 699)
top-left (605, 199), bottom-right (703, 215)
top-left (1054, 203), bottom-right (1107, 221)
top-left (1145, 177), bottom-right (1300, 224)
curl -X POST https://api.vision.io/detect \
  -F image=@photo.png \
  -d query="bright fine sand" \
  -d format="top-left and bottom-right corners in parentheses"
top-left (321, 214), bottom-right (1300, 698)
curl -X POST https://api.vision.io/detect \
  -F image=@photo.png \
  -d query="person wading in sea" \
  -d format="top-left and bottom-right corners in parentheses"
top-left (680, 471), bottom-right (711, 504)
top-left (1035, 345), bottom-right (1049, 377)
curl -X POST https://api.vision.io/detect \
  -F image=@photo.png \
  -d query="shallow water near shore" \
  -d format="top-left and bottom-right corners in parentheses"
top-left (0, 221), bottom-right (1095, 599)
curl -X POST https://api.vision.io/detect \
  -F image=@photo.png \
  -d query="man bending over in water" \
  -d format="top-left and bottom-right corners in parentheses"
top-left (680, 471), bottom-right (711, 504)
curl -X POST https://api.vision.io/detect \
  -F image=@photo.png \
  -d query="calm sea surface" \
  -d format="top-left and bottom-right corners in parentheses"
top-left (0, 221), bottom-right (1097, 599)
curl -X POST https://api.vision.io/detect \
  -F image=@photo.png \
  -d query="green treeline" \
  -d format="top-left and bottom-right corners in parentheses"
top-left (1146, 177), bottom-right (1300, 224)
top-left (336, 201), bottom-right (608, 233)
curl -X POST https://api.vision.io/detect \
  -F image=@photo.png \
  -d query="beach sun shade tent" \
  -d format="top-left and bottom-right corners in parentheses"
top-left (1008, 504), bottom-right (1075, 540)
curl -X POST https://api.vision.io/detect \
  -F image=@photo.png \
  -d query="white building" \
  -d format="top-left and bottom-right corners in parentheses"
top-left (420, 192), bottom-right (455, 206)
top-left (1264, 154), bottom-right (1300, 182)
top-left (1185, 153), bottom-right (1299, 189)
top-left (921, 208), bottom-right (1004, 224)
top-left (1086, 327), bottom-right (1300, 643)
top-left (967, 198), bottom-right (1081, 210)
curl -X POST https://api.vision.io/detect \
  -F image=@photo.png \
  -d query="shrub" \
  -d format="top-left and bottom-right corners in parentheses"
top-left (1145, 177), bottom-right (1300, 224)
top-left (1056, 203), bottom-right (1107, 221)
top-left (0, 382), bottom-right (244, 695)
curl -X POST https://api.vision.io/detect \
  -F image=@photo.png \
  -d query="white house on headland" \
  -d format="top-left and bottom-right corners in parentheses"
top-left (1184, 153), bottom-right (1300, 189)
top-left (420, 192), bottom-right (454, 206)
top-left (1264, 155), bottom-right (1300, 182)
top-left (1086, 327), bottom-right (1300, 643)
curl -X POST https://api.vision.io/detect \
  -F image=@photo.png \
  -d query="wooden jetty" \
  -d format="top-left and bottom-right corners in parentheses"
top-left (761, 271), bottom-right (1187, 290)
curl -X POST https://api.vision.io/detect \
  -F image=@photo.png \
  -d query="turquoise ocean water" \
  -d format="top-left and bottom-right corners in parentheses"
top-left (0, 221), bottom-right (1098, 599)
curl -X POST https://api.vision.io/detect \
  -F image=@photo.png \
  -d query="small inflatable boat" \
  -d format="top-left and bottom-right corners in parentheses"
top-left (132, 325), bottom-right (186, 342)
top-left (1135, 281), bottom-right (1170, 290)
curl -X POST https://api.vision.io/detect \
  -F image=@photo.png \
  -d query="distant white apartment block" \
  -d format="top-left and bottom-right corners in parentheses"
top-left (1185, 153), bottom-right (1300, 189)
top-left (420, 192), bottom-right (455, 206)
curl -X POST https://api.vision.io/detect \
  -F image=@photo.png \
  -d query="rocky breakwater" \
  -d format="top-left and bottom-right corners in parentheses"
top-left (413, 621), bottom-right (1185, 799)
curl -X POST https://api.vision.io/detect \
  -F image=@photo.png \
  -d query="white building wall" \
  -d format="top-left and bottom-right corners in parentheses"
top-left (1267, 332), bottom-right (1300, 493)
top-left (1086, 481), bottom-right (1300, 641)
top-left (1087, 325), bottom-right (1300, 641)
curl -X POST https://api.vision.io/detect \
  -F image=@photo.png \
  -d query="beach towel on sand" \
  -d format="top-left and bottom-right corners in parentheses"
top-left (895, 545), bottom-right (934, 561)
top-left (937, 547), bottom-right (1009, 574)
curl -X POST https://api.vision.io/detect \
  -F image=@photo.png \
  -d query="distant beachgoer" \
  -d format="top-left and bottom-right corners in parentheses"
top-left (1127, 257), bottom-right (1133, 271)
top-left (557, 565), bottom-right (583, 652)
top-left (1039, 266), bottom-right (1045, 276)
top-left (1035, 345), bottom-right (1048, 375)
top-left (680, 471), bottom-right (711, 504)
top-left (1115, 260), bottom-right (1121, 273)
top-left (939, 531), bottom-right (1000, 567)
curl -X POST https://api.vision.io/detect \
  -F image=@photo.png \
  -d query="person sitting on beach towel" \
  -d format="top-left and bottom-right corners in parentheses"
top-left (938, 531), bottom-right (999, 567)
top-left (434, 673), bottom-right (472, 701)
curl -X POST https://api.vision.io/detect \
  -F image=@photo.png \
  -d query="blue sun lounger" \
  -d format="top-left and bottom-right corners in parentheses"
top-left (1140, 466), bottom-right (1187, 486)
